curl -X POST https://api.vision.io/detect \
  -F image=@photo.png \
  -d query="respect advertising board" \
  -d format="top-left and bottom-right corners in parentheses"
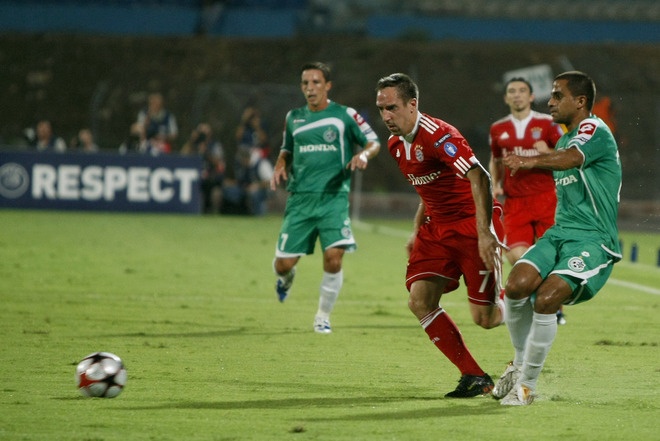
top-left (0, 150), bottom-right (202, 213)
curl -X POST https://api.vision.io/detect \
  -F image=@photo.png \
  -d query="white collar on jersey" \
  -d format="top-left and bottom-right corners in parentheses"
top-left (403, 112), bottom-right (423, 144)
top-left (510, 112), bottom-right (534, 139)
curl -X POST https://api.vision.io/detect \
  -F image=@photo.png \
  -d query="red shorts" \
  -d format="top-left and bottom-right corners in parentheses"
top-left (405, 210), bottom-right (504, 305)
top-left (503, 191), bottom-right (556, 249)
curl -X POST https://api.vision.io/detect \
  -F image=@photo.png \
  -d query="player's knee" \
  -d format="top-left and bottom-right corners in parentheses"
top-left (505, 275), bottom-right (533, 299)
top-left (322, 255), bottom-right (343, 273)
top-left (407, 297), bottom-right (431, 319)
top-left (472, 309), bottom-right (501, 329)
top-left (475, 318), bottom-right (498, 329)
top-left (407, 297), bottom-right (418, 313)
top-left (273, 258), bottom-right (295, 275)
top-left (533, 290), bottom-right (567, 314)
top-left (506, 264), bottom-right (541, 299)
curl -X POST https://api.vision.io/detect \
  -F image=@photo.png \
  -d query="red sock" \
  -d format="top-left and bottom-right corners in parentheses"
top-left (421, 308), bottom-right (484, 376)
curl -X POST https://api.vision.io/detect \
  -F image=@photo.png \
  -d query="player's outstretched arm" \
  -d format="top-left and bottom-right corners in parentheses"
top-left (503, 147), bottom-right (583, 176)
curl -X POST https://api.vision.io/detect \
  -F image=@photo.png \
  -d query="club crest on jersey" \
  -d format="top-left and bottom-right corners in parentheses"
top-left (323, 127), bottom-right (337, 143)
top-left (568, 257), bottom-right (586, 272)
top-left (433, 133), bottom-right (451, 148)
top-left (531, 127), bottom-right (543, 140)
top-left (415, 145), bottom-right (424, 162)
top-left (443, 142), bottom-right (457, 157)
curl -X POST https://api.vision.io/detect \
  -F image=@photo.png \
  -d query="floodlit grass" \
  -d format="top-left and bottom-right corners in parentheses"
top-left (0, 210), bottom-right (658, 441)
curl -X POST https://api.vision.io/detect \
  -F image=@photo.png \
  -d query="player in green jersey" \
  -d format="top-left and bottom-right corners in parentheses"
top-left (494, 71), bottom-right (622, 405)
top-left (270, 62), bottom-right (381, 334)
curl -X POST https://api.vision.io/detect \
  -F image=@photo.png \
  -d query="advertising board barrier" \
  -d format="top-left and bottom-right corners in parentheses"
top-left (0, 150), bottom-right (202, 214)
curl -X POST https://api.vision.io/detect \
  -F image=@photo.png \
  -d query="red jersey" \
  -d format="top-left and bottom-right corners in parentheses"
top-left (489, 111), bottom-right (564, 198)
top-left (388, 113), bottom-right (482, 223)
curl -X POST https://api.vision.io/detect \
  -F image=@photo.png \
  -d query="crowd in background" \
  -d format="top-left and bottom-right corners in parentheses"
top-left (19, 82), bottom-right (620, 219)
top-left (22, 92), bottom-right (274, 216)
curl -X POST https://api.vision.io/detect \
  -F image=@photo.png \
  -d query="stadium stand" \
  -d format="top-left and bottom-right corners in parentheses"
top-left (0, 0), bottom-right (657, 222)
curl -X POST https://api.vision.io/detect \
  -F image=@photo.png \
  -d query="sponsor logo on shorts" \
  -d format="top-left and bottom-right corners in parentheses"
top-left (568, 257), bottom-right (586, 272)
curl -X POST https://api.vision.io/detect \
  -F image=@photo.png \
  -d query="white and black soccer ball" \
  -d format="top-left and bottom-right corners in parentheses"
top-left (75, 352), bottom-right (127, 398)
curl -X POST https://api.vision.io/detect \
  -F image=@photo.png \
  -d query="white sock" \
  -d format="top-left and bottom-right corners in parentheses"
top-left (520, 312), bottom-right (558, 391)
top-left (316, 270), bottom-right (343, 320)
top-left (497, 296), bottom-right (507, 325)
top-left (505, 296), bottom-right (533, 367)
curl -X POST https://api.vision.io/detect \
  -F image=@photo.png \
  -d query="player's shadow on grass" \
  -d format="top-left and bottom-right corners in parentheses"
top-left (120, 396), bottom-right (503, 419)
top-left (306, 401), bottom-right (503, 421)
top-left (103, 324), bottom-right (417, 339)
top-left (103, 327), bottom-right (253, 338)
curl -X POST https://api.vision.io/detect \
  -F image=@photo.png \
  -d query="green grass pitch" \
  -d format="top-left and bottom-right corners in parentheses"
top-left (0, 210), bottom-right (658, 440)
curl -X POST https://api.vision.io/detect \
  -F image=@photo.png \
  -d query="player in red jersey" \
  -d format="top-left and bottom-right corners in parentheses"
top-left (488, 77), bottom-right (567, 325)
top-left (375, 73), bottom-right (506, 398)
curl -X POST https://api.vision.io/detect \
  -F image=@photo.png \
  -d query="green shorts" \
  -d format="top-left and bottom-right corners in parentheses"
top-left (275, 192), bottom-right (356, 257)
top-left (518, 226), bottom-right (616, 305)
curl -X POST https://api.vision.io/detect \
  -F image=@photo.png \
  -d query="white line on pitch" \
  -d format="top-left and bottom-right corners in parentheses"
top-left (607, 278), bottom-right (660, 296)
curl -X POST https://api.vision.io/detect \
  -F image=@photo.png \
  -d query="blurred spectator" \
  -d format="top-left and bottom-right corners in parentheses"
top-left (592, 95), bottom-right (616, 135)
top-left (223, 146), bottom-right (274, 216)
top-left (131, 92), bottom-right (178, 155)
top-left (198, 0), bottom-right (227, 35)
top-left (181, 123), bottom-right (226, 214)
top-left (118, 122), bottom-right (143, 154)
top-left (235, 105), bottom-right (270, 157)
top-left (27, 120), bottom-right (67, 152)
top-left (70, 128), bottom-right (99, 153)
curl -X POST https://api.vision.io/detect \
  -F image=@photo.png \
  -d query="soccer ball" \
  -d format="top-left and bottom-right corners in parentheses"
top-left (75, 352), bottom-right (127, 398)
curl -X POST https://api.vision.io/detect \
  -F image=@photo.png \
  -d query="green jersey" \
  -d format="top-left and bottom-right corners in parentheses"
top-left (281, 100), bottom-right (378, 193)
top-left (553, 116), bottom-right (622, 259)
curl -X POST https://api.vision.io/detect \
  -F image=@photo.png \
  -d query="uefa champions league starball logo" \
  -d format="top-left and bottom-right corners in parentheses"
top-left (0, 162), bottom-right (29, 198)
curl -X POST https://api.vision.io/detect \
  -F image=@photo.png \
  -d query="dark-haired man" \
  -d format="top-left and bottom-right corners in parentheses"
top-left (497, 71), bottom-right (622, 405)
top-left (489, 77), bottom-right (567, 327)
top-left (271, 62), bottom-right (381, 334)
top-left (376, 72), bottom-right (506, 398)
